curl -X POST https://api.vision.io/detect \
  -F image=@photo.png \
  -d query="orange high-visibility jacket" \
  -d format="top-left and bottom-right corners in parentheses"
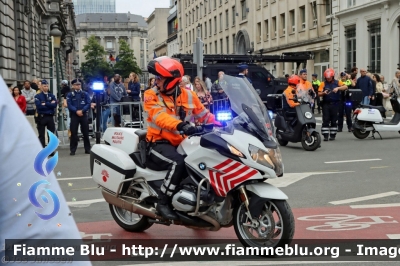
top-left (144, 86), bottom-right (216, 146)
top-left (283, 86), bottom-right (300, 108)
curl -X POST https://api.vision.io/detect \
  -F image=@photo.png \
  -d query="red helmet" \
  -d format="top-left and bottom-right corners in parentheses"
top-left (288, 75), bottom-right (301, 86)
top-left (324, 68), bottom-right (335, 79)
top-left (147, 56), bottom-right (184, 91)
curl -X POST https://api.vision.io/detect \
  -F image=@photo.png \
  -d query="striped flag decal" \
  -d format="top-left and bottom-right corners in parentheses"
top-left (208, 159), bottom-right (258, 197)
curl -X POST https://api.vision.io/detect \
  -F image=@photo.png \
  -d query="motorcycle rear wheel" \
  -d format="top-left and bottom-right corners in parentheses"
top-left (276, 131), bottom-right (288, 146)
top-left (233, 199), bottom-right (295, 252)
top-left (301, 132), bottom-right (321, 151)
top-left (353, 128), bottom-right (370, 139)
top-left (109, 204), bottom-right (153, 232)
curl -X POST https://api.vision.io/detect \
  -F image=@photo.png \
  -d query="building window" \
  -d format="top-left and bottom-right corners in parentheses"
top-left (204, 2), bottom-right (207, 14)
top-left (215, 41), bottom-right (217, 53)
top-left (280, 13), bottom-right (285, 36)
top-left (345, 26), bottom-right (356, 72)
top-left (220, 0), bottom-right (222, 6)
top-left (219, 13), bottom-right (222, 31)
top-left (205, 44), bottom-right (207, 54)
top-left (193, 29), bottom-right (195, 42)
top-left (325, 0), bottom-right (331, 23)
top-left (220, 38), bottom-right (223, 53)
top-left (225, 10), bottom-right (229, 28)
top-left (209, 0), bottom-right (211, 12)
top-left (186, 14), bottom-right (188, 26)
top-left (300, 6), bottom-right (305, 30)
top-left (233, 33), bottom-right (236, 52)
top-left (214, 16), bottom-right (217, 34)
top-left (205, 21), bottom-right (207, 37)
top-left (272, 17), bottom-right (276, 38)
top-left (186, 33), bottom-right (188, 46)
top-left (289, 10), bottom-right (295, 33)
top-left (368, 20), bottom-right (381, 73)
top-left (311, 2), bottom-right (317, 27)
top-left (106, 41), bottom-right (113, 49)
top-left (140, 39), bottom-right (144, 50)
top-left (232, 6), bottom-right (236, 25)
top-left (210, 42), bottom-right (212, 53)
top-left (226, 36), bottom-right (229, 53)
top-left (189, 12), bottom-right (191, 25)
top-left (348, 0), bottom-right (356, 7)
top-left (264, 19), bottom-right (269, 41)
top-left (209, 19), bottom-right (212, 36)
top-left (192, 9), bottom-right (195, 22)
top-left (241, 0), bottom-right (247, 20)
top-left (257, 22), bottom-right (261, 42)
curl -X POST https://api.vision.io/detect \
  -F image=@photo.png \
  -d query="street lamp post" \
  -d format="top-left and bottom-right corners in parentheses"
top-left (49, 23), bottom-right (64, 131)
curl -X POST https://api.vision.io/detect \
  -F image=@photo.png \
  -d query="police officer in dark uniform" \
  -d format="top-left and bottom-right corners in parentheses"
top-left (311, 74), bottom-right (322, 114)
top-left (236, 64), bottom-right (252, 84)
top-left (66, 79), bottom-right (91, 156)
top-left (338, 72), bottom-right (354, 132)
top-left (318, 69), bottom-right (348, 141)
top-left (34, 80), bottom-right (57, 148)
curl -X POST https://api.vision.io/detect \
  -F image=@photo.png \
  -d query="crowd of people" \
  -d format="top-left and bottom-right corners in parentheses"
top-left (282, 67), bottom-right (400, 141)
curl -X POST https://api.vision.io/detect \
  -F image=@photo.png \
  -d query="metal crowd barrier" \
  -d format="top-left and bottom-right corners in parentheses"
top-left (106, 102), bottom-right (145, 129)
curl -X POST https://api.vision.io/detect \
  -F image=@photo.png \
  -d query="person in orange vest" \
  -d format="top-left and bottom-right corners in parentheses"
top-left (144, 56), bottom-right (217, 220)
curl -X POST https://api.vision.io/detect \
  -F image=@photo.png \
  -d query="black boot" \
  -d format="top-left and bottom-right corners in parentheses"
top-left (323, 134), bottom-right (329, 141)
top-left (156, 194), bottom-right (178, 220)
top-left (329, 135), bottom-right (336, 141)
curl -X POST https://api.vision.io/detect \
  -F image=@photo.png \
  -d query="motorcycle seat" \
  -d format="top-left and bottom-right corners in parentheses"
top-left (360, 105), bottom-right (386, 113)
top-left (135, 130), bottom-right (147, 142)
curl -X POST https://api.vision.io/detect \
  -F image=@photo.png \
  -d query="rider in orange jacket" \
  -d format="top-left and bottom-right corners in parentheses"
top-left (144, 56), bottom-right (217, 220)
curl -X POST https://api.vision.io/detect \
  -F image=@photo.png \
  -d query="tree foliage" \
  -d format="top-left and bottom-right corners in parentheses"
top-left (113, 39), bottom-right (142, 79)
top-left (81, 35), bottom-right (113, 84)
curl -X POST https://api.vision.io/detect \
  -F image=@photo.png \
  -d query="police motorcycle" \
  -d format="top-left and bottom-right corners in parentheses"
top-left (352, 83), bottom-right (400, 139)
top-left (274, 84), bottom-right (321, 151)
top-left (90, 75), bottom-right (294, 249)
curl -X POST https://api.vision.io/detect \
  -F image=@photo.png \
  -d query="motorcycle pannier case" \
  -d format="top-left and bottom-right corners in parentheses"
top-left (266, 94), bottom-right (283, 112)
top-left (348, 89), bottom-right (363, 102)
top-left (90, 144), bottom-right (136, 194)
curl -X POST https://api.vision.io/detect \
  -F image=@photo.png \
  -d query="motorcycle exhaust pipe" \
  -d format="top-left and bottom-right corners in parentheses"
top-left (102, 189), bottom-right (162, 219)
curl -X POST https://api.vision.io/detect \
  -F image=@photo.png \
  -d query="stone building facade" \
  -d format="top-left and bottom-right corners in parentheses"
top-left (167, 1), bottom-right (180, 57)
top-left (147, 8), bottom-right (170, 61)
top-left (177, 0), bottom-right (334, 78)
top-left (75, 12), bottom-right (149, 83)
top-left (331, 0), bottom-right (400, 78)
top-left (0, 0), bottom-right (77, 90)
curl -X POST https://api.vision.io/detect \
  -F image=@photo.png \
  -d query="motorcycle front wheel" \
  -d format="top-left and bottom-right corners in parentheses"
top-left (233, 200), bottom-right (295, 251)
top-left (352, 128), bottom-right (370, 139)
top-left (301, 131), bottom-right (321, 151)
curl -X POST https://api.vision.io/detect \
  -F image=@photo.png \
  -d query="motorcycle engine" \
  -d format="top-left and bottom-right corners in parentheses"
top-left (172, 185), bottom-right (215, 212)
top-left (171, 188), bottom-right (197, 212)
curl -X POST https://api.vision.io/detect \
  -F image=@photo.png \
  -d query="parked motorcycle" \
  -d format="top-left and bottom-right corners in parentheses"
top-left (90, 75), bottom-right (294, 249)
top-left (274, 86), bottom-right (321, 151)
top-left (352, 83), bottom-right (400, 139)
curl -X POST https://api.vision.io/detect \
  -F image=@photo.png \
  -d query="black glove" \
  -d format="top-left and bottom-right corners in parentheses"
top-left (308, 89), bottom-right (316, 98)
top-left (177, 122), bottom-right (197, 136)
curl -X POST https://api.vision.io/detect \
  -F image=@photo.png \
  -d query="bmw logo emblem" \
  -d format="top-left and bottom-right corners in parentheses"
top-left (199, 163), bottom-right (206, 170)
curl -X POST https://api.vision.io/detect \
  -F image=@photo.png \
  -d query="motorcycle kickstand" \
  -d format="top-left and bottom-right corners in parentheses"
top-left (371, 130), bottom-right (383, 140)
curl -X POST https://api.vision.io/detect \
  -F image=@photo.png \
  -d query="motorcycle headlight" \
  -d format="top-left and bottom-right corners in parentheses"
top-left (248, 144), bottom-right (284, 177)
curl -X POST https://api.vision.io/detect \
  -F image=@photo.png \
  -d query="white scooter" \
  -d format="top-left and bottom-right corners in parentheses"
top-left (90, 75), bottom-right (294, 250)
top-left (352, 84), bottom-right (400, 139)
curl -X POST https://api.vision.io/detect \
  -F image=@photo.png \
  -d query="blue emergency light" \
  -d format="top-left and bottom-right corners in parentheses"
top-left (268, 110), bottom-right (274, 119)
top-left (346, 102), bottom-right (352, 106)
top-left (92, 82), bottom-right (104, 91)
top-left (216, 111), bottom-right (233, 122)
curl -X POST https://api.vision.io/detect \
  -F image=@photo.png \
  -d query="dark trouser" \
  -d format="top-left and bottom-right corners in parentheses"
top-left (70, 113), bottom-right (91, 153)
top-left (149, 143), bottom-right (186, 198)
top-left (337, 102), bottom-right (353, 130)
top-left (312, 97), bottom-right (321, 113)
top-left (26, 109), bottom-right (35, 116)
top-left (321, 102), bottom-right (339, 138)
top-left (37, 114), bottom-right (56, 148)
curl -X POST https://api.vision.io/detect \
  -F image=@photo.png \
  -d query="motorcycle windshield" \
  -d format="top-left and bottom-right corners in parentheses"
top-left (217, 75), bottom-right (275, 145)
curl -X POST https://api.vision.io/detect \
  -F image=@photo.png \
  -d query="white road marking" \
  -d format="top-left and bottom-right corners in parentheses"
top-left (387, 234), bottom-right (400, 239)
top-left (329, 191), bottom-right (400, 205)
top-left (57, 176), bottom-right (92, 181)
top-left (324, 158), bottom-right (381, 164)
top-left (267, 171), bottom-right (355, 188)
top-left (67, 198), bottom-right (105, 207)
top-left (350, 203), bottom-right (400, 209)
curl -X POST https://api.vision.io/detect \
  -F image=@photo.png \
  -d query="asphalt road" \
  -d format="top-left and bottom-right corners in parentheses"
top-left (53, 116), bottom-right (400, 265)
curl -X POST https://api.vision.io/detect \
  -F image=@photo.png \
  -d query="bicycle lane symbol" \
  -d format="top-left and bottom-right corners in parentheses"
top-left (297, 214), bottom-right (398, 231)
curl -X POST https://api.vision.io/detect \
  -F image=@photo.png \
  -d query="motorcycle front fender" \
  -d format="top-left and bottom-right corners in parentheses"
top-left (306, 127), bottom-right (317, 134)
top-left (246, 182), bottom-right (288, 200)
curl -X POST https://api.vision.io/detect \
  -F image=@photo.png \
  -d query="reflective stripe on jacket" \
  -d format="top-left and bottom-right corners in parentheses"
top-left (144, 86), bottom-right (216, 146)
